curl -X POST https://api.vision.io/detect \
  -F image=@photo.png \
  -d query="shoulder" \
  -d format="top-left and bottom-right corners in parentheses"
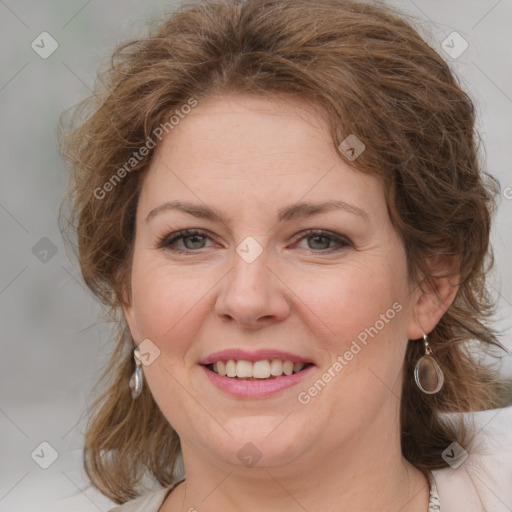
top-left (432, 406), bottom-right (512, 512)
top-left (107, 480), bottom-right (183, 512)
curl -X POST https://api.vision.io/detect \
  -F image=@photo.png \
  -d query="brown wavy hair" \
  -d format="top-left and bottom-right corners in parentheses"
top-left (59, 0), bottom-right (508, 504)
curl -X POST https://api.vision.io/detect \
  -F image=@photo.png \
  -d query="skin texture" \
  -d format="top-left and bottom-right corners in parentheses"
top-left (122, 94), bottom-right (457, 511)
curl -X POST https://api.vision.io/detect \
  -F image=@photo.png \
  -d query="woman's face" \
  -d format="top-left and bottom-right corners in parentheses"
top-left (123, 94), bottom-right (426, 471)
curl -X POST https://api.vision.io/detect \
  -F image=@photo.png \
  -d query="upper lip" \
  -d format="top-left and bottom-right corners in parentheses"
top-left (199, 349), bottom-right (314, 365)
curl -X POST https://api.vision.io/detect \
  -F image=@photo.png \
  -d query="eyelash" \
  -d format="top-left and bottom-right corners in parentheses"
top-left (157, 228), bottom-right (352, 254)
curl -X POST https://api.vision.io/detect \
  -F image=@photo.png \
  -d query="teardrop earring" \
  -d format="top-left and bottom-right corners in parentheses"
top-left (129, 347), bottom-right (143, 399)
top-left (414, 333), bottom-right (444, 394)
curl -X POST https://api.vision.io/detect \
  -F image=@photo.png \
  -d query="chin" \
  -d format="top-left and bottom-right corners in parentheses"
top-left (207, 418), bottom-right (310, 469)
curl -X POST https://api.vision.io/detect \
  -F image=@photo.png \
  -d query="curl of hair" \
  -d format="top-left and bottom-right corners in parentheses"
top-left (59, 0), bottom-right (507, 503)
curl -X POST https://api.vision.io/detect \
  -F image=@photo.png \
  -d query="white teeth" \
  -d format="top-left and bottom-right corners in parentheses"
top-left (225, 359), bottom-right (237, 377)
top-left (270, 359), bottom-right (283, 376)
top-left (217, 360), bottom-right (226, 376)
top-left (294, 362), bottom-right (305, 373)
top-left (252, 360), bottom-right (271, 379)
top-left (236, 360), bottom-right (253, 378)
top-left (210, 358), bottom-right (308, 379)
top-left (283, 360), bottom-right (294, 376)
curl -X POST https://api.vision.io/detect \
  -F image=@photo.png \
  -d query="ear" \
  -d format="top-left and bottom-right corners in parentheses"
top-left (407, 256), bottom-right (459, 340)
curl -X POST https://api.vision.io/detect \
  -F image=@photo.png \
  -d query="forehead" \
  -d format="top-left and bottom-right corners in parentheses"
top-left (157, 94), bottom-right (332, 169)
top-left (137, 94), bottom-right (386, 222)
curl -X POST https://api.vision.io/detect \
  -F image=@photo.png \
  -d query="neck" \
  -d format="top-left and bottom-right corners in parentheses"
top-left (173, 458), bottom-right (428, 512)
top-left (163, 418), bottom-right (430, 512)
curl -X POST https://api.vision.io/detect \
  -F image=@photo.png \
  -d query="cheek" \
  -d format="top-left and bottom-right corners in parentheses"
top-left (299, 266), bottom-right (409, 427)
top-left (297, 256), bottom-right (410, 391)
top-left (129, 253), bottom-right (212, 346)
top-left (294, 260), bottom-right (407, 340)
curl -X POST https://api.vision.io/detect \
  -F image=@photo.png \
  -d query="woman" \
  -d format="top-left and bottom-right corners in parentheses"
top-left (60, 0), bottom-right (512, 510)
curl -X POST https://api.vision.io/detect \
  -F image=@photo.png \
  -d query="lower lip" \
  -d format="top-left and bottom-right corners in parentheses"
top-left (201, 365), bottom-right (314, 399)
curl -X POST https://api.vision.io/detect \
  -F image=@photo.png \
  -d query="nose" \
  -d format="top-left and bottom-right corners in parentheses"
top-left (214, 247), bottom-right (291, 330)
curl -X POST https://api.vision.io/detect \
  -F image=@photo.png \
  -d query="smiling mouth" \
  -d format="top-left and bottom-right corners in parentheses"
top-left (204, 359), bottom-right (314, 380)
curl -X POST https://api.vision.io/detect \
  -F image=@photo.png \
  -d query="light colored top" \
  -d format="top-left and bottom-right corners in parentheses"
top-left (108, 479), bottom-right (183, 512)
top-left (108, 406), bottom-right (512, 512)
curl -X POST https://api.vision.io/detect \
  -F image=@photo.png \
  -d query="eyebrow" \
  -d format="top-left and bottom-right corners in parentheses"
top-left (146, 199), bottom-right (369, 224)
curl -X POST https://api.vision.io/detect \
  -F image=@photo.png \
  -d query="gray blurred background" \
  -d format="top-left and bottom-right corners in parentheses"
top-left (1, 1), bottom-right (511, 510)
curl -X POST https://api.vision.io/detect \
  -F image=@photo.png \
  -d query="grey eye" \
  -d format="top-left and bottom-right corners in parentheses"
top-left (182, 234), bottom-right (207, 249)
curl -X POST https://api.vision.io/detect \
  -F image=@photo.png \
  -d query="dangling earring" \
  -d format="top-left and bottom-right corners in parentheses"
top-left (129, 347), bottom-right (143, 399)
top-left (414, 333), bottom-right (444, 394)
